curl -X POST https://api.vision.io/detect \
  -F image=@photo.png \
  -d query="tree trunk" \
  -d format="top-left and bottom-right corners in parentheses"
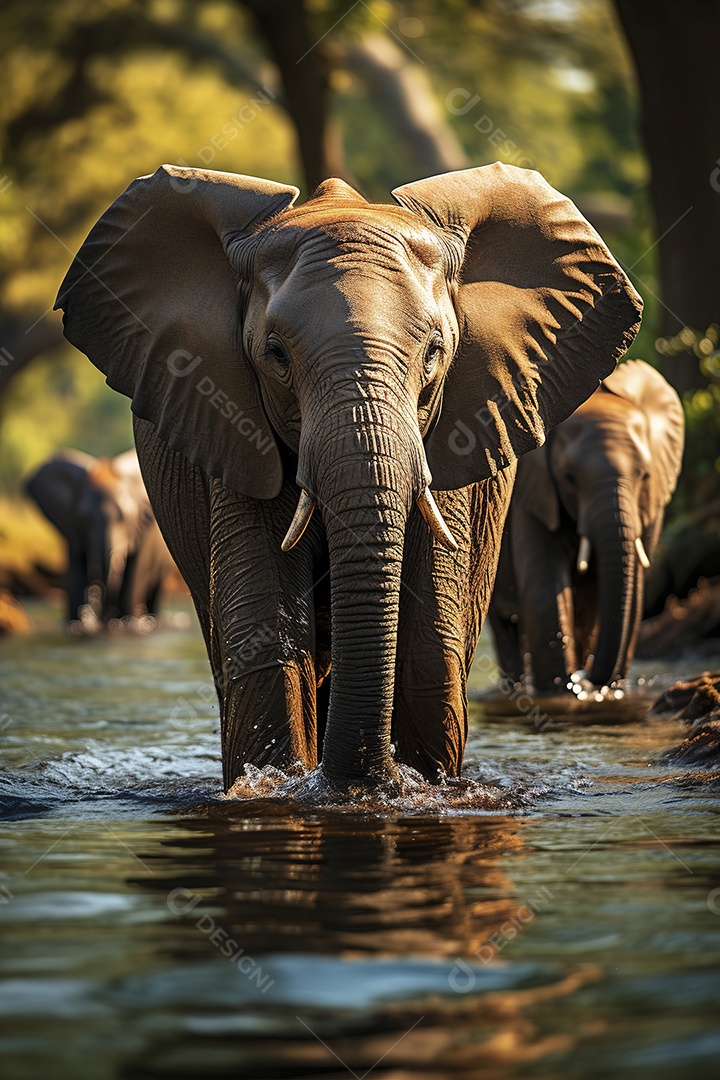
top-left (342, 35), bottom-right (468, 180)
top-left (614, 0), bottom-right (720, 394)
top-left (239, 0), bottom-right (347, 190)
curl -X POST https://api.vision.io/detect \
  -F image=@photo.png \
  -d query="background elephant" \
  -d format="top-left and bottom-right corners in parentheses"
top-left (54, 162), bottom-right (641, 790)
top-left (489, 359), bottom-right (684, 692)
top-left (25, 448), bottom-right (172, 627)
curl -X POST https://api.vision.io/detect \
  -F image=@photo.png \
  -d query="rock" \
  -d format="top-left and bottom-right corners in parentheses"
top-left (652, 671), bottom-right (720, 765)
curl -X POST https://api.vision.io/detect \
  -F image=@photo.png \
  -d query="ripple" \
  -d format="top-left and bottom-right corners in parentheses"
top-left (224, 761), bottom-right (548, 813)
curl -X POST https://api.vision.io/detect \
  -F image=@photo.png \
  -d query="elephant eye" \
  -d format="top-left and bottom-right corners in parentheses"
top-left (423, 331), bottom-right (444, 380)
top-left (266, 336), bottom-right (291, 381)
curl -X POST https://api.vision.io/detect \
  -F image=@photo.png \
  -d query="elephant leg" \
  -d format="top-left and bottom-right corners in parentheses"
top-left (512, 506), bottom-right (575, 693)
top-left (128, 523), bottom-right (167, 617)
top-left (209, 478), bottom-right (323, 788)
top-left (487, 530), bottom-right (522, 682)
top-left (143, 577), bottom-right (162, 616)
top-left (488, 605), bottom-right (522, 684)
top-left (393, 472), bottom-right (514, 779)
top-left (66, 542), bottom-right (87, 623)
top-left (117, 550), bottom-right (138, 618)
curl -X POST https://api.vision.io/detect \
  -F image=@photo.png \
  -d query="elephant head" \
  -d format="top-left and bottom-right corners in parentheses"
top-left (55, 163), bottom-right (641, 786)
top-left (513, 359), bottom-right (684, 687)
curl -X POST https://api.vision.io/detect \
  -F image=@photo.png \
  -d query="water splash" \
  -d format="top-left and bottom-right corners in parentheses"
top-left (225, 760), bottom-right (548, 813)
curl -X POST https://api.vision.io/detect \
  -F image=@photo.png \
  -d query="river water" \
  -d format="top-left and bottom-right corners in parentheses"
top-left (1, 601), bottom-right (719, 1079)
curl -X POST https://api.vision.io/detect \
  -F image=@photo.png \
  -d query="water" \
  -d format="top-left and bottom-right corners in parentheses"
top-left (1, 601), bottom-right (719, 1079)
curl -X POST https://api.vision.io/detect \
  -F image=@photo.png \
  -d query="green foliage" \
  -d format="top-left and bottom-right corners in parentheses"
top-left (679, 384), bottom-right (720, 510)
top-left (0, 347), bottom-right (134, 491)
top-left (656, 323), bottom-right (720, 383)
top-left (0, 0), bottom-right (674, 496)
top-left (326, 0), bottom-right (657, 353)
top-left (386, 0), bottom-right (645, 194)
top-left (663, 325), bottom-right (720, 518)
top-left (0, 0), bottom-right (297, 493)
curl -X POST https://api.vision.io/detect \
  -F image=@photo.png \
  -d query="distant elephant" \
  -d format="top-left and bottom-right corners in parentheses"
top-left (25, 448), bottom-right (172, 626)
top-left (54, 163), bottom-right (641, 790)
top-left (489, 360), bottom-right (684, 692)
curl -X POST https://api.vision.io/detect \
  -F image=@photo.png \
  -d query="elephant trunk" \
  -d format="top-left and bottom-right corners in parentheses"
top-left (586, 481), bottom-right (638, 686)
top-left (301, 401), bottom-right (424, 788)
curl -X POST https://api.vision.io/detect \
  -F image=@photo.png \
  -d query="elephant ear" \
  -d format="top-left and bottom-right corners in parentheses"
top-left (393, 163), bottom-right (643, 490)
top-left (513, 443), bottom-right (561, 532)
top-left (602, 358), bottom-right (685, 527)
top-left (55, 165), bottom-right (299, 499)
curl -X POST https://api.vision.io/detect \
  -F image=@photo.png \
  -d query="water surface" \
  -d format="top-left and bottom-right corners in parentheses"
top-left (1, 601), bottom-right (719, 1078)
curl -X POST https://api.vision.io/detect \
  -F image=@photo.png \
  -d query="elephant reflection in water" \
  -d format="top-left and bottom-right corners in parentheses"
top-left (138, 811), bottom-right (523, 957)
top-left (489, 359), bottom-right (684, 693)
top-left (126, 811), bottom-right (595, 1076)
top-left (25, 448), bottom-right (173, 630)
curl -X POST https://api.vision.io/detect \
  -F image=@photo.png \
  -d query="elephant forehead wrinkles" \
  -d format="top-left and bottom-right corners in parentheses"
top-left (259, 214), bottom-right (449, 279)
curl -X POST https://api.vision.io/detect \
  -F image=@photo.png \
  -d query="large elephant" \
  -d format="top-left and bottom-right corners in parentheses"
top-left (489, 359), bottom-right (684, 692)
top-left (53, 163), bottom-right (641, 790)
top-left (25, 448), bottom-right (171, 627)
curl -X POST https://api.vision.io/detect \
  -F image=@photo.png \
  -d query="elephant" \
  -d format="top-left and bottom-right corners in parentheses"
top-left (53, 162), bottom-right (641, 791)
top-left (25, 448), bottom-right (172, 627)
top-left (488, 359), bottom-right (684, 693)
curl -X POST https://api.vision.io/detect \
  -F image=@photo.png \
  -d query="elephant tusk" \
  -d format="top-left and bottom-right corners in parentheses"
top-left (417, 488), bottom-right (458, 552)
top-left (281, 489), bottom-right (316, 552)
top-left (635, 536), bottom-right (651, 569)
top-left (577, 535), bottom-right (591, 575)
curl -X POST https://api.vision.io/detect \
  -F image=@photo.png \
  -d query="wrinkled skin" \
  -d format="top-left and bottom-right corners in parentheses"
top-left (55, 163), bottom-right (642, 791)
top-left (25, 448), bottom-right (171, 625)
top-left (489, 360), bottom-right (684, 693)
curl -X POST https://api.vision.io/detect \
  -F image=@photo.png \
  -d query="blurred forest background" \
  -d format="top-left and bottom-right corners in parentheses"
top-left (0, 0), bottom-right (718, 616)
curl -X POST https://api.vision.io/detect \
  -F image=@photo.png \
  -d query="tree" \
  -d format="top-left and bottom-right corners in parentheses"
top-left (614, 0), bottom-right (720, 393)
top-left (240, 0), bottom-right (346, 188)
top-left (0, 0), bottom-right (472, 408)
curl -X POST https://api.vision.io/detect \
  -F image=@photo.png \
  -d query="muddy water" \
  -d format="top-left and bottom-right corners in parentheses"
top-left (1, 601), bottom-right (719, 1079)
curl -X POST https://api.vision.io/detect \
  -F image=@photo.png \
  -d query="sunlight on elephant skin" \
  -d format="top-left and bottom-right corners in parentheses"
top-left (54, 162), bottom-right (642, 793)
top-left (489, 359), bottom-right (684, 698)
